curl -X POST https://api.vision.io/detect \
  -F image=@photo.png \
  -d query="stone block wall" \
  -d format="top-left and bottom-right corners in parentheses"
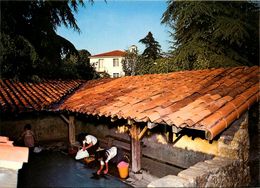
top-left (149, 112), bottom-right (251, 187)
top-left (148, 157), bottom-right (249, 187)
top-left (179, 157), bottom-right (250, 187)
top-left (142, 134), bottom-right (215, 168)
top-left (0, 113), bottom-right (68, 142)
top-left (217, 112), bottom-right (249, 161)
top-left (0, 168), bottom-right (18, 188)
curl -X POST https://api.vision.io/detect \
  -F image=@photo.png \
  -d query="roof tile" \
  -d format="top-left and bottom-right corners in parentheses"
top-left (54, 66), bottom-right (259, 140)
top-left (90, 50), bottom-right (126, 58)
top-left (0, 79), bottom-right (84, 113)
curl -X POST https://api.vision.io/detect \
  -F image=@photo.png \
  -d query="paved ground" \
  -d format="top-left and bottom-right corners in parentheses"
top-left (19, 139), bottom-right (258, 187)
top-left (17, 140), bottom-right (185, 187)
top-left (17, 151), bottom-right (131, 188)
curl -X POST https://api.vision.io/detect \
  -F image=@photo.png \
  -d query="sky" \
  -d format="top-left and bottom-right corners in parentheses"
top-left (57, 0), bottom-right (171, 55)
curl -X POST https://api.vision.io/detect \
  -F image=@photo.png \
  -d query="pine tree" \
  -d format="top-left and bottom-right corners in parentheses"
top-left (162, 1), bottom-right (259, 70)
top-left (139, 32), bottom-right (162, 60)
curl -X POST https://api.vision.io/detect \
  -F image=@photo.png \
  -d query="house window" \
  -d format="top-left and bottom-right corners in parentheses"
top-left (113, 73), bottom-right (119, 78)
top-left (98, 59), bottom-right (104, 68)
top-left (113, 58), bottom-right (119, 67)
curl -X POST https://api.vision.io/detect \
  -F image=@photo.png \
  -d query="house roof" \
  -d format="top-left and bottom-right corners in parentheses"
top-left (0, 79), bottom-right (84, 113)
top-left (90, 50), bottom-right (126, 58)
top-left (58, 66), bottom-right (259, 140)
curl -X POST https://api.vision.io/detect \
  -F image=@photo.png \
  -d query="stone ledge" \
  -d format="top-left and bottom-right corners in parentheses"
top-left (179, 157), bottom-right (248, 187)
top-left (147, 175), bottom-right (192, 187)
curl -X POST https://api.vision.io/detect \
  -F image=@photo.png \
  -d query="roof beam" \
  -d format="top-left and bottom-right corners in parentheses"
top-left (60, 114), bottom-right (69, 124)
top-left (138, 126), bottom-right (148, 140)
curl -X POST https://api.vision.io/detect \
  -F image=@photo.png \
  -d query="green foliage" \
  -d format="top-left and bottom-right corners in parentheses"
top-left (162, 1), bottom-right (259, 69)
top-left (139, 32), bottom-right (162, 60)
top-left (135, 32), bottom-right (163, 75)
top-left (135, 56), bottom-right (180, 75)
top-left (0, 0), bottom-right (96, 81)
top-left (0, 33), bottom-right (39, 81)
top-left (135, 57), bottom-right (154, 75)
top-left (98, 72), bottom-right (110, 78)
top-left (61, 49), bottom-right (97, 80)
top-left (149, 57), bottom-right (180, 74)
top-left (122, 47), bottom-right (138, 76)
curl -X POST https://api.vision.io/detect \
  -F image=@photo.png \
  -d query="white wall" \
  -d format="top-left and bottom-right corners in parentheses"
top-left (90, 56), bottom-right (125, 78)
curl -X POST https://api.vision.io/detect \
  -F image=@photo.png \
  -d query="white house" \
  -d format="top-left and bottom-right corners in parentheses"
top-left (89, 50), bottom-right (126, 78)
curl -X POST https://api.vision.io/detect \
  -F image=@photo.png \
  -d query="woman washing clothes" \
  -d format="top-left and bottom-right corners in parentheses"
top-left (82, 134), bottom-right (99, 156)
top-left (95, 146), bottom-right (126, 175)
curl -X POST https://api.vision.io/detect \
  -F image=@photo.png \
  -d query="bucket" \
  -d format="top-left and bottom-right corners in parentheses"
top-left (117, 161), bottom-right (129, 179)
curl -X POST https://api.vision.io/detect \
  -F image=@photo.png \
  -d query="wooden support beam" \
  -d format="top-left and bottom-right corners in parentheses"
top-left (147, 122), bottom-right (158, 129)
top-left (68, 116), bottom-right (76, 146)
top-left (168, 130), bottom-right (173, 143)
top-left (60, 114), bottom-right (69, 124)
top-left (138, 126), bottom-right (148, 140)
top-left (60, 114), bottom-right (76, 146)
top-left (130, 123), bottom-right (141, 173)
top-left (172, 133), bottom-right (183, 145)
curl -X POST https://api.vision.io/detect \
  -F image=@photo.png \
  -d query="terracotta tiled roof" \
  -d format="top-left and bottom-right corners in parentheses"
top-left (0, 79), bottom-right (84, 113)
top-left (90, 50), bottom-right (126, 58)
top-left (58, 66), bottom-right (259, 140)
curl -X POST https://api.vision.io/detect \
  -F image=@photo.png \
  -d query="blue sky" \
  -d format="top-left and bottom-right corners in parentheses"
top-left (57, 0), bottom-right (170, 55)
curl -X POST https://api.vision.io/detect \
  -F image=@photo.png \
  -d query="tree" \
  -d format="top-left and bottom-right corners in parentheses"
top-left (139, 32), bottom-right (162, 60)
top-left (135, 57), bottom-right (153, 75)
top-left (162, 1), bottom-right (259, 70)
top-left (0, 0), bottom-right (93, 80)
top-left (61, 49), bottom-right (97, 80)
top-left (149, 57), bottom-right (180, 74)
top-left (122, 46), bottom-right (138, 76)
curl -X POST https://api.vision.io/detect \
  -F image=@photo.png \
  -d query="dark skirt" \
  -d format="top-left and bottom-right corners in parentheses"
top-left (88, 141), bottom-right (99, 155)
top-left (110, 147), bottom-right (126, 165)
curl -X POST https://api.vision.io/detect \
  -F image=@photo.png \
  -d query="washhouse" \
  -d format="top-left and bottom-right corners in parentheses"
top-left (0, 66), bottom-right (259, 187)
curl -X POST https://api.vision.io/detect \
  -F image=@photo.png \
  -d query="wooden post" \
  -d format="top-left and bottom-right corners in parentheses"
top-left (131, 123), bottom-right (141, 173)
top-left (68, 116), bottom-right (76, 146)
top-left (168, 131), bottom-right (173, 143)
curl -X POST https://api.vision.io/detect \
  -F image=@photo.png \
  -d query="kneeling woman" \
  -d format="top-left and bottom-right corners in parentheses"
top-left (95, 146), bottom-right (125, 175)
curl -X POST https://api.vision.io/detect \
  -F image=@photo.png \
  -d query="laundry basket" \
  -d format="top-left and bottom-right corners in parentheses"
top-left (117, 161), bottom-right (129, 179)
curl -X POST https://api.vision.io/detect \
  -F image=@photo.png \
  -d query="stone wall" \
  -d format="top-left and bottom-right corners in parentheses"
top-left (217, 113), bottom-right (250, 161)
top-left (148, 157), bottom-right (249, 187)
top-left (142, 134), bottom-right (215, 169)
top-left (148, 112), bottom-right (251, 187)
top-left (0, 113), bottom-right (68, 142)
top-left (0, 168), bottom-right (18, 188)
top-left (248, 102), bottom-right (259, 186)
